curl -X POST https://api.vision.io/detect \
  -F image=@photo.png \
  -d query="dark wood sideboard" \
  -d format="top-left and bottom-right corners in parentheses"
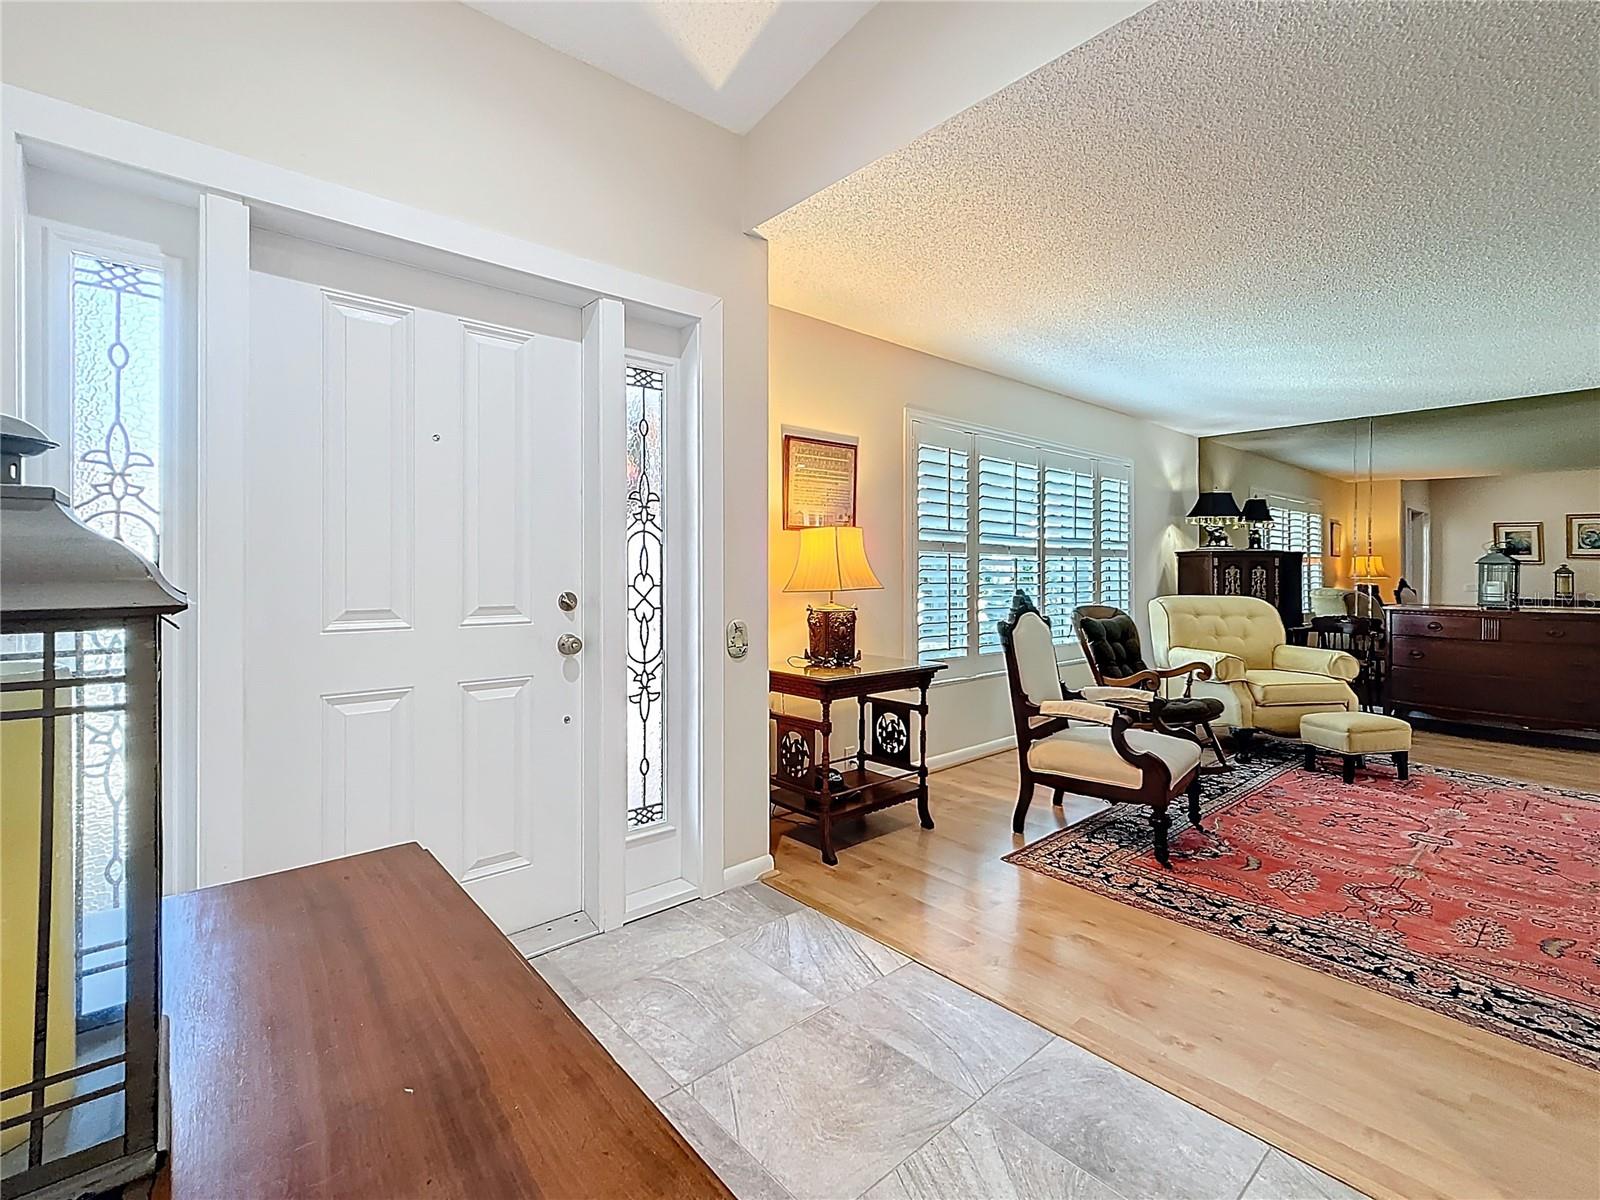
top-left (1177, 549), bottom-right (1304, 629)
top-left (153, 844), bottom-right (731, 1200)
top-left (1385, 605), bottom-right (1600, 733)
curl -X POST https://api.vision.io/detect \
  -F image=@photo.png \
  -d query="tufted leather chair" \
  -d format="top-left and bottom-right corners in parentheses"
top-left (1148, 595), bottom-right (1359, 739)
top-left (1074, 604), bottom-right (1231, 768)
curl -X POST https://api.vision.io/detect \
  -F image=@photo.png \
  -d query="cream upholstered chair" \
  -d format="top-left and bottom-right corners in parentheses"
top-left (1147, 595), bottom-right (1359, 751)
top-left (1000, 593), bottom-right (1203, 867)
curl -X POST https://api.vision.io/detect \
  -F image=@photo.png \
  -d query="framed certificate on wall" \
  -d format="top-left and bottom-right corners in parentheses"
top-left (783, 430), bottom-right (858, 529)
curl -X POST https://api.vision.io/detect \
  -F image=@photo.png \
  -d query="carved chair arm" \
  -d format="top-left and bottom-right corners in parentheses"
top-left (1102, 661), bottom-right (1213, 697)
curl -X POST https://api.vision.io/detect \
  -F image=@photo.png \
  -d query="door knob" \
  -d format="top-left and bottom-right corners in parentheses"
top-left (558, 633), bottom-right (584, 657)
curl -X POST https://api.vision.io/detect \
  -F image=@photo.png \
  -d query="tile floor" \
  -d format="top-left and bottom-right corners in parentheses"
top-left (530, 885), bottom-right (1367, 1200)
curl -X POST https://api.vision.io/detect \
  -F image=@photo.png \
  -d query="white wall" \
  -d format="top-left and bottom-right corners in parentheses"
top-left (1198, 441), bottom-right (1355, 586)
top-left (0, 0), bottom-right (773, 876)
top-left (770, 308), bottom-right (1197, 759)
top-left (1429, 469), bottom-right (1600, 603)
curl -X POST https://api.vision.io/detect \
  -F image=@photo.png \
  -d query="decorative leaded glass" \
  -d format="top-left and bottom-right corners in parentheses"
top-left (63, 252), bottom-right (164, 1022)
top-left (69, 254), bottom-right (164, 565)
top-left (625, 365), bottom-right (666, 830)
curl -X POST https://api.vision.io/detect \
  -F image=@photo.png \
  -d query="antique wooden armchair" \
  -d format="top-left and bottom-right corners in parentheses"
top-left (1000, 593), bottom-right (1203, 868)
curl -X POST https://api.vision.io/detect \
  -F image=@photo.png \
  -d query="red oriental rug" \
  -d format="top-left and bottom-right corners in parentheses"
top-left (1004, 751), bottom-right (1600, 1067)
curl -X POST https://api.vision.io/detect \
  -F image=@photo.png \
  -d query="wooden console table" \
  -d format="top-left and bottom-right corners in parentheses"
top-left (770, 656), bottom-right (945, 866)
top-left (155, 844), bottom-right (730, 1199)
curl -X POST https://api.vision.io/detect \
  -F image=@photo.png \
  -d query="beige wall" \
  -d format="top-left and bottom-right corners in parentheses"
top-left (770, 308), bottom-right (1197, 758)
top-left (1197, 441), bottom-right (1356, 587)
top-left (1428, 469), bottom-right (1600, 604)
top-left (1, 1), bottom-right (773, 874)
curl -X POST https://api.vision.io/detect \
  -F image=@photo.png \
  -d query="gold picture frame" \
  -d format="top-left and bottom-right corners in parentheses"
top-left (1567, 513), bottom-right (1600, 559)
top-left (1493, 521), bottom-right (1544, 565)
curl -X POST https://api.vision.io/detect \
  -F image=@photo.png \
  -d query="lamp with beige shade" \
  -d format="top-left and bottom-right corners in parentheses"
top-left (783, 525), bottom-right (882, 667)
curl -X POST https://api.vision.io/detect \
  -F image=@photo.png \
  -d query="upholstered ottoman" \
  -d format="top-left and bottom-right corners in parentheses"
top-left (1300, 712), bottom-right (1412, 783)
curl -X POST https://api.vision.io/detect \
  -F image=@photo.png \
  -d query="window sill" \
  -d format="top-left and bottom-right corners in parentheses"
top-left (925, 650), bottom-right (1087, 689)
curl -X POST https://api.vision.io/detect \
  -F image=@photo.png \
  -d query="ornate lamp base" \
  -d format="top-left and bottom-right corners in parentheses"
top-left (805, 603), bottom-right (859, 668)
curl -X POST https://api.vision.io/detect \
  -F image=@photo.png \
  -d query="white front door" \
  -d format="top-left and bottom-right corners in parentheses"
top-left (239, 261), bottom-right (585, 933)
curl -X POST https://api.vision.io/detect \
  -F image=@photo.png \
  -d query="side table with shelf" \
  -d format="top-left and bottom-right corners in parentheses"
top-left (769, 655), bottom-right (946, 865)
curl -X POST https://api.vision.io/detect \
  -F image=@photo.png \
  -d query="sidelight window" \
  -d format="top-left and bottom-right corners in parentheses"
top-left (624, 364), bottom-right (667, 830)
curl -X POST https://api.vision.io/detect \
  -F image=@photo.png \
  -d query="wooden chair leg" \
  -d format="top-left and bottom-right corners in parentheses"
top-left (1302, 744), bottom-right (1317, 772)
top-left (1342, 755), bottom-right (1356, 785)
top-left (1232, 727), bottom-right (1257, 763)
top-left (1186, 774), bottom-right (1202, 827)
top-left (1151, 803), bottom-right (1173, 869)
top-left (1203, 722), bottom-right (1232, 770)
top-left (1395, 751), bottom-right (1409, 781)
top-left (1013, 776), bottom-right (1034, 834)
top-left (1051, 787), bottom-right (1065, 807)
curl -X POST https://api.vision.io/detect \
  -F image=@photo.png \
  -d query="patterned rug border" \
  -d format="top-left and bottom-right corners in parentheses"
top-left (1004, 756), bottom-right (1600, 1070)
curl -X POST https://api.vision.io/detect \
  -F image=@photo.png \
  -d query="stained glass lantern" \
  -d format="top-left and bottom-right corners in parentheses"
top-left (1475, 543), bottom-right (1519, 610)
top-left (1, 418), bottom-right (185, 1198)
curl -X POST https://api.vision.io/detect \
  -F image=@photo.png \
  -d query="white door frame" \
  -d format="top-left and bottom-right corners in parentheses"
top-left (1, 86), bottom-right (727, 933)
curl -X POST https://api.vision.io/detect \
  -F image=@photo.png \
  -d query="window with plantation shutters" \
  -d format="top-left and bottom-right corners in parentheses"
top-left (908, 414), bottom-right (1134, 673)
top-left (1263, 495), bottom-right (1325, 612)
top-left (914, 441), bottom-right (970, 660)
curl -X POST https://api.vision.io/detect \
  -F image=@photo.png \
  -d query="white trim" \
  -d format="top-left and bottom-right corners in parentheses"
top-left (3, 88), bottom-right (727, 929)
top-left (583, 298), bottom-right (628, 932)
top-left (723, 853), bottom-right (775, 890)
top-left (194, 194), bottom-right (250, 888)
top-left (0, 88), bottom-right (721, 333)
top-left (926, 735), bottom-right (1016, 773)
top-left (685, 318), bottom-right (725, 902)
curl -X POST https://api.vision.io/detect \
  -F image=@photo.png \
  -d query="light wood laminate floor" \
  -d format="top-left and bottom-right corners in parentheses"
top-left (767, 730), bottom-right (1600, 1200)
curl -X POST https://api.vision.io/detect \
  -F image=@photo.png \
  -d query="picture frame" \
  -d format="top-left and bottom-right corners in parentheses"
top-left (1328, 519), bottom-right (1343, 557)
top-left (782, 431), bottom-right (858, 530)
top-left (1492, 521), bottom-right (1544, 565)
top-left (1567, 513), bottom-right (1600, 559)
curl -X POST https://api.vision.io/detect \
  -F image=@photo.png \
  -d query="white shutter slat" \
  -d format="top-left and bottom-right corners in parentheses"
top-left (977, 553), bottom-right (1040, 652)
top-left (916, 551), bottom-right (969, 659)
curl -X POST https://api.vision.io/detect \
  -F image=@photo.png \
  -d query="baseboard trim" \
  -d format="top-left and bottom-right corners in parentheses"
top-left (927, 735), bottom-right (1015, 773)
top-left (723, 853), bottom-right (775, 891)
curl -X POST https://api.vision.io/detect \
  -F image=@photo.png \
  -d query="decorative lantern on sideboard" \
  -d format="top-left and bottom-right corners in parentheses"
top-left (1, 417), bottom-right (186, 1199)
top-left (1554, 563), bottom-right (1576, 606)
top-left (1475, 542), bottom-right (1520, 610)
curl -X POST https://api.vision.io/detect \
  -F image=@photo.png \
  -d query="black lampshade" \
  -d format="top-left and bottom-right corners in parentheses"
top-left (1186, 491), bottom-right (1243, 523)
top-left (1240, 498), bottom-right (1274, 524)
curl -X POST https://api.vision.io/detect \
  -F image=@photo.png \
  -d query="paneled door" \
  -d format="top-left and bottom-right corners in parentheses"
top-left (239, 266), bottom-right (584, 933)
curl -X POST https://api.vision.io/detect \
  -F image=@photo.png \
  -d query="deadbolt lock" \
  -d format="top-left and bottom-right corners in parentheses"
top-left (558, 591), bottom-right (579, 612)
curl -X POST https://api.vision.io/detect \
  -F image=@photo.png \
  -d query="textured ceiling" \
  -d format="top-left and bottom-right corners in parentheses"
top-left (1209, 390), bottom-right (1600, 481)
top-left (762, 1), bottom-right (1600, 435)
top-left (469, 1), bottom-right (874, 132)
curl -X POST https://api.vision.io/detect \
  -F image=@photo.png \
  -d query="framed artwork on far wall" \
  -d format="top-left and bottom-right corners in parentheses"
top-left (782, 429), bottom-right (859, 529)
top-left (1567, 513), bottom-right (1600, 559)
top-left (1493, 521), bottom-right (1544, 565)
top-left (1328, 519), bottom-right (1343, 558)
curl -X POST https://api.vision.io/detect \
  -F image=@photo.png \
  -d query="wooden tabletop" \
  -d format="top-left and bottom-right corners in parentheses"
top-left (155, 843), bottom-right (731, 1200)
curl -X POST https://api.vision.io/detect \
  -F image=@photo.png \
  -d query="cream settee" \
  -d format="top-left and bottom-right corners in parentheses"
top-left (1148, 595), bottom-right (1359, 737)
